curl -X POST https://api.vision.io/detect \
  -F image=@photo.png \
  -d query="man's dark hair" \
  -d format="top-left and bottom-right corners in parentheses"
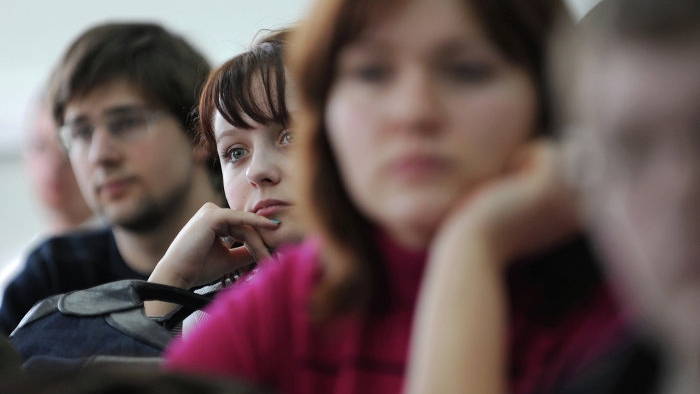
top-left (49, 22), bottom-right (220, 189)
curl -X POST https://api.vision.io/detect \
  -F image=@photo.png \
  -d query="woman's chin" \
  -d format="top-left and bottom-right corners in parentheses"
top-left (260, 226), bottom-right (304, 253)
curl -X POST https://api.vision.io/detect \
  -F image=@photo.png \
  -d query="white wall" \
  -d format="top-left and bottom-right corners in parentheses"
top-left (0, 0), bottom-right (600, 267)
top-left (568, 0), bottom-right (604, 19)
top-left (0, 0), bottom-right (314, 157)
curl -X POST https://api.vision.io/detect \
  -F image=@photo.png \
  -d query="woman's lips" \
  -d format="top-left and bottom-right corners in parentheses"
top-left (389, 155), bottom-right (451, 181)
top-left (252, 200), bottom-right (291, 218)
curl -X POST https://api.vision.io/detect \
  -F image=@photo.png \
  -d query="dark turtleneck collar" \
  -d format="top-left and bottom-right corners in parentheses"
top-left (373, 229), bottom-right (428, 307)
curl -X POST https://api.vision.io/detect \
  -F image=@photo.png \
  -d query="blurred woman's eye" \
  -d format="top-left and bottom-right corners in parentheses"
top-left (443, 61), bottom-right (494, 83)
top-left (221, 146), bottom-right (249, 164)
top-left (336, 44), bottom-right (393, 85)
top-left (353, 63), bottom-right (391, 83)
top-left (279, 129), bottom-right (295, 145)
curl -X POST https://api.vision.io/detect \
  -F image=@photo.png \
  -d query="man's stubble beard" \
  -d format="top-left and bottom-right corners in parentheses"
top-left (100, 180), bottom-right (192, 233)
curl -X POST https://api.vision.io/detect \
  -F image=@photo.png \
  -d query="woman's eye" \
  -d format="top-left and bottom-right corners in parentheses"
top-left (222, 146), bottom-right (249, 164)
top-left (280, 129), bottom-right (295, 145)
top-left (353, 64), bottom-right (390, 83)
top-left (444, 62), bottom-right (493, 83)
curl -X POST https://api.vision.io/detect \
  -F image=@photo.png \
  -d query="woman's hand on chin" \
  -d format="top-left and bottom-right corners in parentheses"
top-left (148, 202), bottom-right (280, 290)
top-left (407, 140), bottom-right (579, 394)
top-left (144, 203), bottom-right (279, 317)
top-left (433, 139), bottom-right (580, 266)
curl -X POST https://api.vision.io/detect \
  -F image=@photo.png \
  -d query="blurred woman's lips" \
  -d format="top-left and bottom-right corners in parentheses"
top-left (388, 154), bottom-right (451, 182)
top-left (252, 199), bottom-right (291, 218)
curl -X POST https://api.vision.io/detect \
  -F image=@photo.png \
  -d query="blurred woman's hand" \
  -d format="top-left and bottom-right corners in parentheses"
top-left (433, 139), bottom-right (580, 265)
top-left (408, 140), bottom-right (579, 394)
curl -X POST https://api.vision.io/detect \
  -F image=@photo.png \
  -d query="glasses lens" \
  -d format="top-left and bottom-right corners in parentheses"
top-left (60, 123), bottom-right (94, 153)
top-left (60, 108), bottom-right (161, 153)
top-left (107, 111), bottom-right (149, 138)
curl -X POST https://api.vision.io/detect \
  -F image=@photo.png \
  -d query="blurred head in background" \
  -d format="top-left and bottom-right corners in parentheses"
top-left (22, 93), bottom-right (93, 234)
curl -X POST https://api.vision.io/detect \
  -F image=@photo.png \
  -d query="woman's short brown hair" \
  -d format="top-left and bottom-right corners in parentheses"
top-left (197, 29), bottom-right (290, 160)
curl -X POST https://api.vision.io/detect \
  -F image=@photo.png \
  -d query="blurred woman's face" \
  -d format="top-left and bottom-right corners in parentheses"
top-left (325, 0), bottom-right (537, 248)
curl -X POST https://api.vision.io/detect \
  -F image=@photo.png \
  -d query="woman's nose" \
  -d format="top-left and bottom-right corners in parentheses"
top-left (246, 149), bottom-right (282, 186)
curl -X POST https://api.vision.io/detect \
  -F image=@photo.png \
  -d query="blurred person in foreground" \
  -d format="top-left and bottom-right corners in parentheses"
top-left (163, 0), bottom-right (627, 392)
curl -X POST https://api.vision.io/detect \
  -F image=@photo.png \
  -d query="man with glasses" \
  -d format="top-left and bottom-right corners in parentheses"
top-left (0, 22), bottom-right (224, 335)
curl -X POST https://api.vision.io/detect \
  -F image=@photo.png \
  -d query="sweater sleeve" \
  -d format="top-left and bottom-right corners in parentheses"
top-left (164, 251), bottom-right (304, 385)
top-left (0, 246), bottom-right (58, 335)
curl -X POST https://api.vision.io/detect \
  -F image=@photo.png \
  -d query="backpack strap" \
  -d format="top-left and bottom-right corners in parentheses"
top-left (105, 308), bottom-right (173, 349)
top-left (11, 294), bottom-right (61, 335)
top-left (57, 280), bottom-right (213, 317)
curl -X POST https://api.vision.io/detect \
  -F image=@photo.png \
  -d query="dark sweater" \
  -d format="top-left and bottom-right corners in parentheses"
top-left (0, 227), bottom-right (148, 335)
top-left (548, 331), bottom-right (662, 394)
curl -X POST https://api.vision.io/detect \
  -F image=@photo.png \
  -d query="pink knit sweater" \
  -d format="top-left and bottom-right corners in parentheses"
top-left (165, 234), bottom-right (625, 394)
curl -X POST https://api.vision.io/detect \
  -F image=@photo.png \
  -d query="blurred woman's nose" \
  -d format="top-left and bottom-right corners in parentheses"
top-left (386, 67), bottom-right (443, 134)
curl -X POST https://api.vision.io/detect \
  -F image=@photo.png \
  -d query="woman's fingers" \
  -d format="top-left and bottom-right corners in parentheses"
top-left (198, 203), bottom-right (280, 235)
top-left (490, 140), bottom-right (580, 259)
top-left (150, 203), bottom-right (280, 289)
top-left (223, 224), bottom-right (272, 266)
top-left (436, 140), bottom-right (579, 265)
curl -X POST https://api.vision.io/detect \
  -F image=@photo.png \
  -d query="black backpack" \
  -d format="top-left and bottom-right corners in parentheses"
top-left (8, 279), bottom-right (213, 371)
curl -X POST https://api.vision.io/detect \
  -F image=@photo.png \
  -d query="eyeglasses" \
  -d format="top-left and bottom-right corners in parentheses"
top-left (58, 107), bottom-right (166, 153)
